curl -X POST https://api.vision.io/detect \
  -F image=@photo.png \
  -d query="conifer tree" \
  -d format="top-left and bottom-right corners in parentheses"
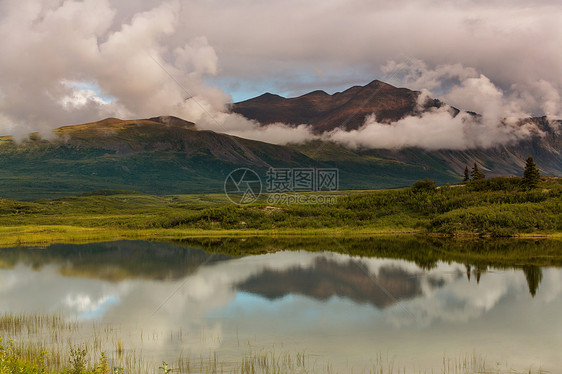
top-left (522, 155), bottom-right (540, 189)
top-left (463, 165), bottom-right (470, 182)
top-left (471, 163), bottom-right (485, 180)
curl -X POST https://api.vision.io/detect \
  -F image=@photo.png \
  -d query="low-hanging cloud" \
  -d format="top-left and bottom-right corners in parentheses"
top-left (326, 107), bottom-right (541, 151)
top-left (326, 60), bottom-right (555, 151)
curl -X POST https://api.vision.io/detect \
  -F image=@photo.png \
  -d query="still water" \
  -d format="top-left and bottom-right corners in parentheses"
top-left (1, 239), bottom-right (561, 372)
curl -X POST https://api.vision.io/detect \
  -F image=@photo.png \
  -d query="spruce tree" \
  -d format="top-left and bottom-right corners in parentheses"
top-left (471, 163), bottom-right (485, 180)
top-left (463, 165), bottom-right (470, 182)
top-left (522, 155), bottom-right (540, 189)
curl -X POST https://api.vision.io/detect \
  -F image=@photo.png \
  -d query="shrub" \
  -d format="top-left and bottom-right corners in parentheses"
top-left (467, 176), bottom-right (522, 192)
top-left (412, 178), bottom-right (436, 193)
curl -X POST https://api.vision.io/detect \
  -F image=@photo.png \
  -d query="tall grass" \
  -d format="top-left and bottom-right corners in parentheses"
top-left (0, 313), bottom-right (549, 374)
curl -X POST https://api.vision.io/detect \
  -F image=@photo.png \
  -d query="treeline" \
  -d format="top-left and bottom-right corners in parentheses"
top-left (461, 156), bottom-right (541, 189)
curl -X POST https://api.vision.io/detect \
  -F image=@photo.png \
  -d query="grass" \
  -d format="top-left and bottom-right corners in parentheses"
top-left (0, 177), bottom-right (560, 246)
top-left (0, 317), bottom-right (549, 374)
top-left (0, 225), bottom-right (422, 247)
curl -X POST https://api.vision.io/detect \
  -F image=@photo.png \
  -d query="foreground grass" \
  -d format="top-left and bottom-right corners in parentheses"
top-left (0, 177), bottom-right (560, 246)
top-left (0, 333), bottom-right (548, 374)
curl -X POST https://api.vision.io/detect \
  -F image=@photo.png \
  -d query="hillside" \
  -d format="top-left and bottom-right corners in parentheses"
top-left (0, 116), bottom-right (318, 199)
top-left (0, 115), bottom-right (457, 200)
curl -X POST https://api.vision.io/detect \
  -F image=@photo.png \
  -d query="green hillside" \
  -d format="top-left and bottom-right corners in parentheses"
top-left (0, 116), bottom-right (460, 200)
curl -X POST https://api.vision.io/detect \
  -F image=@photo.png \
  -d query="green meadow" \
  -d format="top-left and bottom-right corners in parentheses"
top-left (0, 176), bottom-right (560, 247)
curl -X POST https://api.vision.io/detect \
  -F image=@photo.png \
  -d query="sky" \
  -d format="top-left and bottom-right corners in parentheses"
top-left (0, 0), bottom-right (561, 148)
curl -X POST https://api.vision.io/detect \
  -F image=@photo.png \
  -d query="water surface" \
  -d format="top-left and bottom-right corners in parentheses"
top-left (1, 239), bottom-right (561, 372)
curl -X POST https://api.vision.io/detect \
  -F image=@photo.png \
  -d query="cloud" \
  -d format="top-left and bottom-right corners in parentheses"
top-left (0, 0), bottom-right (560, 148)
top-left (0, 0), bottom-right (318, 145)
top-left (169, 0), bottom-right (562, 102)
top-left (326, 61), bottom-right (549, 151)
top-left (326, 107), bottom-right (538, 151)
top-left (198, 112), bottom-right (318, 144)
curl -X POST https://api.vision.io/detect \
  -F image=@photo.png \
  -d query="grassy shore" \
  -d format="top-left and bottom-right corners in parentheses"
top-left (0, 225), bottom-right (424, 247)
top-left (0, 177), bottom-right (560, 247)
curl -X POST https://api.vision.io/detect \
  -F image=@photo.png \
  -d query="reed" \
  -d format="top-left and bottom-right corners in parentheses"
top-left (0, 312), bottom-right (548, 374)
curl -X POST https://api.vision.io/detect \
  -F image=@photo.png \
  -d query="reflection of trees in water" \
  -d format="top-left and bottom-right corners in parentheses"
top-left (464, 263), bottom-right (544, 297)
top-left (0, 238), bottom-right (553, 297)
top-left (463, 264), bottom-right (487, 284)
top-left (0, 240), bottom-right (231, 281)
top-left (523, 265), bottom-right (543, 297)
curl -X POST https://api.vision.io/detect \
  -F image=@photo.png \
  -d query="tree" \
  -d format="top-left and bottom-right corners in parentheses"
top-left (412, 178), bottom-right (436, 192)
top-left (523, 265), bottom-right (543, 297)
top-left (471, 163), bottom-right (485, 180)
top-left (463, 165), bottom-right (470, 182)
top-left (522, 155), bottom-right (540, 189)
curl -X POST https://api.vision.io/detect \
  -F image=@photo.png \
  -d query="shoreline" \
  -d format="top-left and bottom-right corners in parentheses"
top-left (1, 225), bottom-right (561, 248)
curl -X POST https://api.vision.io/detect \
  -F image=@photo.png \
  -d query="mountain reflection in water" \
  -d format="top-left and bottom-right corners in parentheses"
top-left (1, 239), bottom-right (562, 371)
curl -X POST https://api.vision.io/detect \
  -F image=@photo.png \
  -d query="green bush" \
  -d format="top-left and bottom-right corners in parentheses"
top-left (412, 178), bottom-right (436, 193)
top-left (467, 176), bottom-right (523, 192)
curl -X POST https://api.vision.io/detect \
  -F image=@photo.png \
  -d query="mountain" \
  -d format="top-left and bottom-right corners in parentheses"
top-left (232, 81), bottom-right (562, 178)
top-left (231, 79), bottom-right (444, 132)
top-left (52, 116), bottom-right (310, 167)
top-left (290, 116), bottom-right (562, 178)
top-left (0, 116), bottom-right (318, 199)
top-left (0, 81), bottom-right (560, 200)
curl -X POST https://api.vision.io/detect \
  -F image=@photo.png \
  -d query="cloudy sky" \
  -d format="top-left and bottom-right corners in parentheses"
top-left (0, 0), bottom-right (560, 148)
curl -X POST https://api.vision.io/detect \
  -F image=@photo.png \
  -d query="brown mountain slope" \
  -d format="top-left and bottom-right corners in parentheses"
top-left (231, 80), bottom-right (443, 132)
top-left (52, 115), bottom-right (311, 167)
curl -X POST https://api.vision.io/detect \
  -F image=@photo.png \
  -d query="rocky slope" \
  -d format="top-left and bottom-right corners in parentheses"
top-left (231, 79), bottom-right (443, 132)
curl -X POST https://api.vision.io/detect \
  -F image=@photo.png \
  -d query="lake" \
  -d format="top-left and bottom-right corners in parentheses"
top-left (1, 238), bottom-right (561, 373)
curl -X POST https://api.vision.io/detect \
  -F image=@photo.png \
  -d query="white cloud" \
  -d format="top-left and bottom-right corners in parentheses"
top-left (327, 61), bottom-right (549, 151)
top-left (0, 0), bottom-right (560, 148)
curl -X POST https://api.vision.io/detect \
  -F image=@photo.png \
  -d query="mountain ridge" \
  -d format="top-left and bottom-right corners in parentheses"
top-left (232, 80), bottom-right (561, 177)
top-left (231, 79), bottom-right (445, 132)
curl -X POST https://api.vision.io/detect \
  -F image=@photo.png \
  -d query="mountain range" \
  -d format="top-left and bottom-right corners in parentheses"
top-left (0, 80), bottom-right (560, 200)
top-left (232, 79), bottom-right (444, 132)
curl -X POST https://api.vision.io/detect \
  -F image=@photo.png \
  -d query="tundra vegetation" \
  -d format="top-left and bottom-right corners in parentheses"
top-left (0, 177), bottom-right (560, 247)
